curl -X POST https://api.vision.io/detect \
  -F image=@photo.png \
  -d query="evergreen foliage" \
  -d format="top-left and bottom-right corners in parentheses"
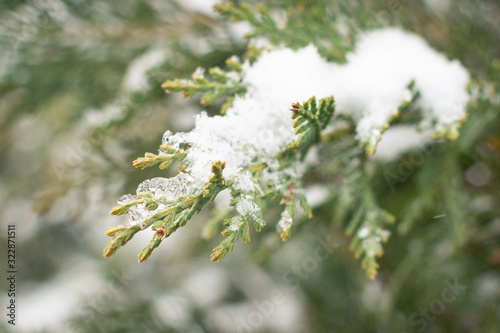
top-left (2, 0), bottom-right (500, 332)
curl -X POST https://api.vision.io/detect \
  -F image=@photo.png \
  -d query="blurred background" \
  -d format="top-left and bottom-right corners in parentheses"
top-left (0, 0), bottom-right (499, 332)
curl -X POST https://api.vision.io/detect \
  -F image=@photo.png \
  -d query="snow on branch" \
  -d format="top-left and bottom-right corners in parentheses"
top-left (104, 27), bottom-right (470, 279)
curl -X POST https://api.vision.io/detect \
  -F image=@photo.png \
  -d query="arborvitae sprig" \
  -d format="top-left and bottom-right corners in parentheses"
top-left (215, 3), bottom-right (279, 41)
top-left (287, 96), bottom-right (336, 155)
top-left (109, 195), bottom-right (149, 216)
top-left (346, 194), bottom-right (394, 279)
top-left (161, 58), bottom-right (246, 111)
top-left (362, 81), bottom-right (420, 155)
top-left (278, 182), bottom-right (312, 241)
top-left (103, 161), bottom-right (228, 261)
top-left (210, 182), bottom-right (267, 260)
top-left (211, 216), bottom-right (251, 261)
top-left (103, 88), bottom-right (412, 279)
top-left (103, 26), bottom-right (473, 280)
top-left (103, 89), bottom-right (388, 278)
top-left (321, 135), bottom-right (394, 279)
top-left (133, 145), bottom-right (188, 170)
top-left (214, 1), bottom-right (353, 61)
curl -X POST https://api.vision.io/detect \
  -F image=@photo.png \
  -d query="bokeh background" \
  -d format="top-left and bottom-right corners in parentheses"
top-left (0, 0), bottom-right (499, 332)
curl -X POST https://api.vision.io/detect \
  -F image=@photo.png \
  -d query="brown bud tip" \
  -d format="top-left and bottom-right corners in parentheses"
top-left (290, 102), bottom-right (299, 113)
top-left (155, 227), bottom-right (167, 240)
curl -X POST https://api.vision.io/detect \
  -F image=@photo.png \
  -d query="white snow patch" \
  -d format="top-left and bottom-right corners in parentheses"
top-left (336, 28), bottom-right (469, 148)
top-left (122, 49), bottom-right (166, 92)
top-left (179, 0), bottom-right (219, 16)
top-left (373, 125), bottom-right (434, 161)
top-left (177, 28), bottom-right (468, 186)
top-left (304, 185), bottom-right (330, 208)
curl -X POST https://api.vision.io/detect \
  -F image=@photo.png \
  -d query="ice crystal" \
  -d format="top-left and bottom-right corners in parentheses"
top-left (128, 203), bottom-right (149, 224)
top-left (117, 194), bottom-right (139, 205)
top-left (137, 173), bottom-right (194, 200)
top-left (278, 210), bottom-right (293, 232)
top-left (235, 195), bottom-right (257, 216)
top-left (161, 130), bottom-right (191, 151)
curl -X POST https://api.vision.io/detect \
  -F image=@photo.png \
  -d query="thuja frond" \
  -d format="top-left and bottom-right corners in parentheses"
top-left (361, 81), bottom-right (420, 155)
top-left (211, 215), bottom-right (251, 261)
top-left (133, 145), bottom-right (188, 170)
top-left (108, 94), bottom-right (336, 264)
top-left (103, 161), bottom-right (228, 261)
top-left (397, 146), bottom-right (468, 245)
top-left (391, 80), bottom-right (421, 125)
top-left (161, 57), bottom-right (246, 110)
top-left (210, 182), bottom-right (267, 260)
top-left (103, 16), bottom-right (474, 281)
top-left (322, 136), bottom-right (394, 278)
top-left (214, 1), bottom-right (353, 61)
top-left (346, 198), bottom-right (394, 279)
top-left (287, 96), bottom-right (336, 155)
top-left (269, 180), bottom-right (310, 242)
top-left (215, 3), bottom-right (280, 41)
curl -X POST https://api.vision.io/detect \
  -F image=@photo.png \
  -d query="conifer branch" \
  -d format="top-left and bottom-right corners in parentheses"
top-left (287, 96), bottom-right (336, 156)
top-left (133, 145), bottom-right (188, 170)
top-left (215, 2), bottom-right (352, 61)
top-left (103, 161), bottom-right (228, 261)
top-left (210, 216), bottom-right (251, 261)
top-left (102, 7), bottom-right (475, 280)
top-left (161, 60), bottom-right (246, 108)
top-left (361, 80), bottom-right (420, 155)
